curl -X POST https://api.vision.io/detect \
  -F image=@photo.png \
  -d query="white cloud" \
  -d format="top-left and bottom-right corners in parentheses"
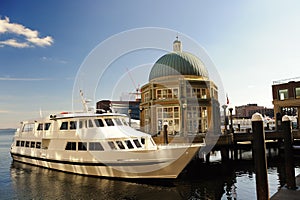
top-left (0, 76), bottom-right (50, 81)
top-left (0, 16), bottom-right (54, 48)
top-left (0, 39), bottom-right (30, 48)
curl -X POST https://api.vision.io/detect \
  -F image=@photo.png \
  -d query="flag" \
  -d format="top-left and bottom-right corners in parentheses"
top-left (226, 94), bottom-right (229, 105)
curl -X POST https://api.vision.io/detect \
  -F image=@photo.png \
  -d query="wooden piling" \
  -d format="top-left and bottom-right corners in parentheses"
top-left (163, 124), bottom-right (168, 144)
top-left (252, 113), bottom-right (269, 200)
top-left (282, 115), bottom-right (297, 189)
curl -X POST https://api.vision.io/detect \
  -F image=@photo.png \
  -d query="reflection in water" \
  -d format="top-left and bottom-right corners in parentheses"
top-left (10, 160), bottom-right (240, 200)
top-left (7, 154), bottom-right (300, 199)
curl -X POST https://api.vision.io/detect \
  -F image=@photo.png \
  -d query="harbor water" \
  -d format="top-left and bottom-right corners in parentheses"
top-left (1, 129), bottom-right (300, 200)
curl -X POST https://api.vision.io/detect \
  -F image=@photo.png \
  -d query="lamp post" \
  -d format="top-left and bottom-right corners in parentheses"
top-left (229, 107), bottom-right (234, 133)
top-left (222, 105), bottom-right (228, 133)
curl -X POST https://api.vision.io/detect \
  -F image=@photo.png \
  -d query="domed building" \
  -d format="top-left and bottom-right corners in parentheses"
top-left (140, 38), bottom-right (220, 137)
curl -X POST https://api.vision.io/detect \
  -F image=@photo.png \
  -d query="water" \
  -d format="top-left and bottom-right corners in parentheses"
top-left (1, 129), bottom-right (299, 200)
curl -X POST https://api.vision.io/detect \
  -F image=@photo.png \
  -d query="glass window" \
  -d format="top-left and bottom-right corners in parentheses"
top-left (162, 89), bottom-right (167, 99)
top-left (21, 141), bottom-right (25, 147)
top-left (94, 119), bottom-right (104, 127)
top-left (37, 123), bottom-right (43, 130)
top-left (70, 121), bottom-right (77, 129)
top-left (167, 89), bottom-right (172, 98)
top-left (79, 120), bottom-right (86, 129)
top-left (65, 142), bottom-right (76, 150)
top-left (295, 87), bottom-right (300, 98)
top-left (16, 140), bottom-right (20, 146)
top-left (108, 141), bottom-right (117, 150)
top-left (45, 123), bottom-right (51, 130)
top-left (89, 142), bottom-right (104, 151)
top-left (279, 89), bottom-right (288, 100)
top-left (144, 92), bottom-right (150, 101)
top-left (78, 142), bottom-right (87, 151)
top-left (60, 122), bottom-right (68, 130)
top-left (201, 89), bottom-right (207, 99)
top-left (157, 90), bottom-right (162, 99)
top-left (116, 141), bottom-right (125, 149)
top-left (121, 118), bottom-right (128, 126)
top-left (133, 139), bottom-right (142, 148)
top-left (173, 88), bottom-right (179, 98)
top-left (125, 140), bottom-right (134, 149)
top-left (22, 123), bottom-right (34, 132)
top-left (88, 120), bottom-right (94, 128)
top-left (25, 141), bottom-right (30, 147)
top-left (141, 138), bottom-right (145, 145)
top-left (36, 142), bottom-right (41, 149)
top-left (105, 118), bottom-right (114, 126)
top-left (114, 118), bottom-right (123, 126)
top-left (30, 141), bottom-right (35, 148)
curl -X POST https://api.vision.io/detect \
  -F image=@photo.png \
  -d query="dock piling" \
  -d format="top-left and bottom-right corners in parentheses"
top-left (163, 123), bottom-right (168, 144)
top-left (282, 115), bottom-right (297, 189)
top-left (252, 113), bottom-right (269, 200)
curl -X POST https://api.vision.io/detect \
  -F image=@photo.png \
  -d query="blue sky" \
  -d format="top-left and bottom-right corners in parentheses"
top-left (1, 0), bottom-right (300, 128)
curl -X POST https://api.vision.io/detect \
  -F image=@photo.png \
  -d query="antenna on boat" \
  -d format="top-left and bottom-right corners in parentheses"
top-left (80, 90), bottom-right (91, 112)
top-left (39, 107), bottom-right (43, 118)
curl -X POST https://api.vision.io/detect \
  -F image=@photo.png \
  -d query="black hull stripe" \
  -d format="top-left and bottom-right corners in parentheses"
top-left (10, 152), bottom-right (166, 167)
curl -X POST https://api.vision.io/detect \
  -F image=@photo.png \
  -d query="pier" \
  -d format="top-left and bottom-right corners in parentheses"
top-left (153, 129), bottom-right (300, 161)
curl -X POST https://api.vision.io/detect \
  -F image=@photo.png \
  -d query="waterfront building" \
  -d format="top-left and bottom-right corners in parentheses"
top-left (235, 104), bottom-right (274, 119)
top-left (96, 100), bottom-right (140, 120)
top-left (140, 38), bottom-right (220, 136)
top-left (272, 78), bottom-right (300, 128)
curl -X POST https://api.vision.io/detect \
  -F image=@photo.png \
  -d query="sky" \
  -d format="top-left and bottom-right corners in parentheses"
top-left (1, 0), bottom-right (300, 128)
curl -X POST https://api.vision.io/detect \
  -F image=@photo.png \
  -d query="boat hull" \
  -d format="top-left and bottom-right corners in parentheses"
top-left (10, 144), bottom-right (202, 179)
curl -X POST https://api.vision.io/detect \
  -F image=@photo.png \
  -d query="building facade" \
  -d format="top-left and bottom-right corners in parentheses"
top-left (272, 79), bottom-right (300, 128)
top-left (140, 39), bottom-right (220, 136)
top-left (235, 104), bottom-right (274, 119)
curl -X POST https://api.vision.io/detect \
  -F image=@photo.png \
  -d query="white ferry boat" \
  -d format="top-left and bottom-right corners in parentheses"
top-left (10, 94), bottom-right (203, 179)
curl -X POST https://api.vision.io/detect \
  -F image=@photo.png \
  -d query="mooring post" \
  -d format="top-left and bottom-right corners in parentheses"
top-left (282, 115), bottom-right (297, 189)
top-left (163, 122), bottom-right (168, 144)
top-left (251, 113), bottom-right (269, 200)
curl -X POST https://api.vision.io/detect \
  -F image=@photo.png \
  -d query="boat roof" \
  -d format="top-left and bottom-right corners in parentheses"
top-left (52, 112), bottom-right (127, 120)
top-left (21, 112), bottom-right (128, 123)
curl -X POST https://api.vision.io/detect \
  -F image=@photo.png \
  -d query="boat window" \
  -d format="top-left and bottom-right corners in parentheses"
top-left (79, 120), bottom-right (85, 129)
top-left (25, 141), bottom-right (30, 147)
top-left (125, 140), bottom-right (134, 149)
top-left (37, 123), bottom-right (43, 131)
top-left (65, 142), bottom-right (77, 150)
top-left (60, 122), bottom-right (68, 130)
top-left (78, 142), bottom-right (87, 151)
top-left (116, 141), bottom-right (125, 149)
top-left (105, 118), bottom-right (114, 126)
top-left (114, 118), bottom-right (123, 126)
top-left (94, 119), bottom-right (104, 127)
top-left (30, 141), bottom-right (35, 148)
top-left (21, 141), bottom-right (25, 147)
top-left (88, 120), bottom-right (94, 128)
top-left (133, 139), bottom-right (142, 148)
top-left (16, 140), bottom-right (20, 146)
top-left (22, 123), bottom-right (34, 132)
top-left (121, 118), bottom-right (128, 126)
top-left (141, 138), bottom-right (145, 145)
top-left (36, 142), bottom-right (41, 149)
top-left (108, 141), bottom-right (117, 150)
top-left (45, 123), bottom-right (51, 130)
top-left (89, 142), bottom-right (104, 151)
top-left (70, 121), bottom-right (77, 129)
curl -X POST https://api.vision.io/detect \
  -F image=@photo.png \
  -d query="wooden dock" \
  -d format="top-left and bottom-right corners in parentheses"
top-left (153, 129), bottom-right (300, 149)
top-left (271, 174), bottom-right (300, 200)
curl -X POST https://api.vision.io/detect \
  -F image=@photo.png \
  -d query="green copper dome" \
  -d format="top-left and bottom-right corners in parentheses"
top-left (149, 51), bottom-right (209, 81)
